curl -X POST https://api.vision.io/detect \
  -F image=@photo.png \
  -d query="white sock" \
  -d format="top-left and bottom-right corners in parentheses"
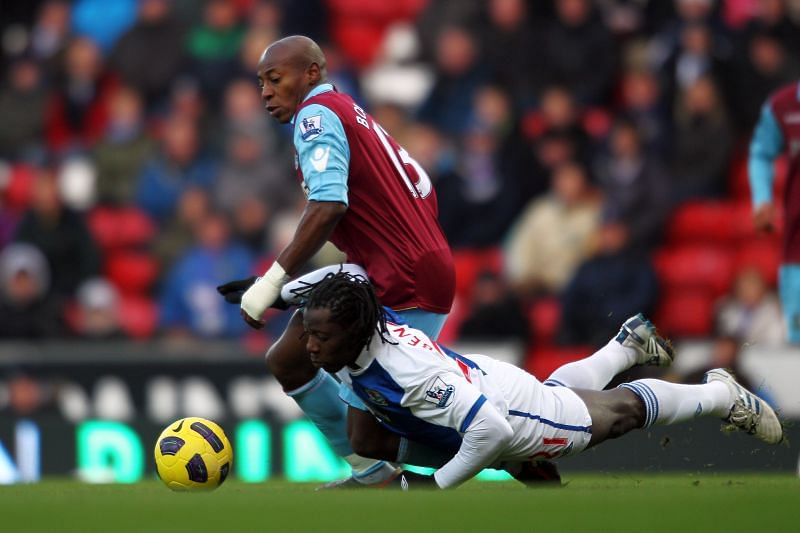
top-left (620, 379), bottom-right (732, 427)
top-left (544, 340), bottom-right (637, 390)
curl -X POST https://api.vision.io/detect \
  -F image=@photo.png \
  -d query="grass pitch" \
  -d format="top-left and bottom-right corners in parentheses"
top-left (1, 474), bottom-right (797, 532)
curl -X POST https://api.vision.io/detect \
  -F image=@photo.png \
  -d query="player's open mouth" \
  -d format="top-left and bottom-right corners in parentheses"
top-left (266, 105), bottom-right (279, 116)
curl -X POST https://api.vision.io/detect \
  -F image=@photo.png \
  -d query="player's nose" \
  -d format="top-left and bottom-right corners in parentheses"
top-left (305, 337), bottom-right (319, 355)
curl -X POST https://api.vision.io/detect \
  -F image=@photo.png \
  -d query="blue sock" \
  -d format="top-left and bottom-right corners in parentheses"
top-left (286, 369), bottom-right (353, 457)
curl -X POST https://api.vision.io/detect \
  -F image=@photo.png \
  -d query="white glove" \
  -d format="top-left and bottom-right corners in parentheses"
top-left (240, 262), bottom-right (290, 322)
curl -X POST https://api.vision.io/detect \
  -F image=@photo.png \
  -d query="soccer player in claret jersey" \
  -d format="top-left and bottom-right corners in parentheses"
top-left (298, 272), bottom-right (783, 489)
top-left (219, 35), bottom-right (456, 487)
top-left (749, 80), bottom-right (800, 344)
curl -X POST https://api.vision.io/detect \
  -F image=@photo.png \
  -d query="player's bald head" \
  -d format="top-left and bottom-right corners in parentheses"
top-left (257, 35), bottom-right (327, 80)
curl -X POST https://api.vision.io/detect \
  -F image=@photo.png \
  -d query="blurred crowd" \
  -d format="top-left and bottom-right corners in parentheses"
top-left (0, 0), bottom-right (794, 359)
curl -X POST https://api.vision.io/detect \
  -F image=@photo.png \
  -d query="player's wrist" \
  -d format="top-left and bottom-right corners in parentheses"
top-left (241, 262), bottom-right (290, 319)
top-left (262, 261), bottom-right (290, 286)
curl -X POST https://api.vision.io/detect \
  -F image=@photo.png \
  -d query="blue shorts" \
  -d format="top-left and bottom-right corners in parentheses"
top-left (339, 308), bottom-right (448, 409)
top-left (779, 265), bottom-right (800, 343)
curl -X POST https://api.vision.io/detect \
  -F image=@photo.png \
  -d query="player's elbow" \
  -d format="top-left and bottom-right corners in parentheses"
top-left (312, 200), bottom-right (348, 221)
top-left (479, 418), bottom-right (513, 457)
top-left (494, 421), bottom-right (514, 450)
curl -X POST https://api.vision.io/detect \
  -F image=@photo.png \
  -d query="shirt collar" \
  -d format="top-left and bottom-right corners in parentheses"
top-left (347, 334), bottom-right (384, 376)
top-left (290, 83), bottom-right (334, 124)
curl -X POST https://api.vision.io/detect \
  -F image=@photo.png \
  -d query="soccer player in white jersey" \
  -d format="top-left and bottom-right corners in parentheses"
top-left (296, 271), bottom-right (784, 489)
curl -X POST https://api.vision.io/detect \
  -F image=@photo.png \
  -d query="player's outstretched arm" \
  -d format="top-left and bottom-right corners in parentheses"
top-left (239, 200), bottom-right (346, 328)
top-left (432, 402), bottom-right (514, 489)
top-left (217, 264), bottom-right (368, 307)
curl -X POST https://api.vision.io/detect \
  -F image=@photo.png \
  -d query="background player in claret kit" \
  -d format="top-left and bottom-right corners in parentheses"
top-left (224, 35), bottom-right (456, 486)
top-left (749, 80), bottom-right (800, 344)
top-left (297, 272), bottom-right (784, 489)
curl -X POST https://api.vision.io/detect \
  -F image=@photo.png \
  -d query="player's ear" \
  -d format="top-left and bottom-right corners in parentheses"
top-left (307, 62), bottom-right (321, 84)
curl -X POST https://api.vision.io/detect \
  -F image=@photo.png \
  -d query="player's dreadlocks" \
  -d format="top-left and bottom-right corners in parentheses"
top-left (305, 271), bottom-right (395, 352)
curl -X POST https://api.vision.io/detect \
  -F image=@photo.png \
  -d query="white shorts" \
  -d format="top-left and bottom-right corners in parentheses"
top-left (469, 355), bottom-right (593, 461)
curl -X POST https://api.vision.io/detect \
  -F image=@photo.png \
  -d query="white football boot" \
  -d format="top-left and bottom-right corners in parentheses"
top-left (615, 313), bottom-right (674, 367)
top-left (703, 368), bottom-right (784, 444)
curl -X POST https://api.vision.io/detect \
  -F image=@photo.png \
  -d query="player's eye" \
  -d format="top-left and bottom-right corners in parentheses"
top-left (269, 77), bottom-right (280, 84)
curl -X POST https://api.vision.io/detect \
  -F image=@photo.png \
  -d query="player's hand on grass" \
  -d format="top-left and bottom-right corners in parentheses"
top-left (393, 470), bottom-right (439, 490)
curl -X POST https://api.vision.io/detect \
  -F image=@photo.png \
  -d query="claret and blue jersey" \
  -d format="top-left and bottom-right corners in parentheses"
top-left (290, 83), bottom-right (455, 315)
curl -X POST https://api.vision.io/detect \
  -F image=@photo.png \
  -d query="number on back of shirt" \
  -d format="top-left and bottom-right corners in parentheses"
top-left (353, 103), bottom-right (432, 199)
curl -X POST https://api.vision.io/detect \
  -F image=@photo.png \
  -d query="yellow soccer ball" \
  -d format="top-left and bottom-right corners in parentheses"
top-left (154, 417), bottom-right (232, 491)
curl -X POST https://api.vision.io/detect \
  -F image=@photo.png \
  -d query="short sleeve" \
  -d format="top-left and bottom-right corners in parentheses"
top-left (405, 370), bottom-right (488, 434)
top-left (294, 103), bottom-right (350, 205)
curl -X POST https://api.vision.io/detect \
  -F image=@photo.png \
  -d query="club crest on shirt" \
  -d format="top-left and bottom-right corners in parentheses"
top-left (300, 114), bottom-right (323, 141)
top-left (365, 388), bottom-right (388, 407)
top-left (425, 377), bottom-right (455, 408)
top-left (310, 146), bottom-right (330, 172)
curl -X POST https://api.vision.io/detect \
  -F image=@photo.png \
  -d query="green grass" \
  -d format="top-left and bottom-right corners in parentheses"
top-left (0, 474), bottom-right (797, 532)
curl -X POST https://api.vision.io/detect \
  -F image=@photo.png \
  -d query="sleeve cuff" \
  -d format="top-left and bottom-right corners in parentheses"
top-left (307, 172), bottom-right (349, 205)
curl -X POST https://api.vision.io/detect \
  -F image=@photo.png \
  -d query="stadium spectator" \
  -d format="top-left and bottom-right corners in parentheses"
top-left (69, 277), bottom-right (124, 339)
top-left (593, 119), bottom-right (670, 251)
top-left (29, 0), bottom-right (72, 69)
top-left (478, 0), bottom-right (542, 110)
top-left (416, 25), bottom-right (486, 136)
top-left (434, 116), bottom-right (519, 248)
top-left (619, 68), bottom-right (669, 155)
top-left (134, 115), bottom-right (216, 222)
top-left (214, 78), bottom-right (294, 215)
top-left (540, 0), bottom-right (617, 105)
top-left (558, 217), bottom-right (659, 346)
top-left (670, 75), bottom-right (732, 202)
top-left (92, 86), bottom-right (154, 205)
top-left (727, 31), bottom-right (800, 130)
top-left (109, 0), bottom-right (187, 110)
top-left (736, 0), bottom-right (800, 62)
top-left (649, 0), bottom-right (724, 66)
top-left (526, 85), bottom-right (594, 167)
top-left (414, 0), bottom-right (483, 64)
top-left (186, 0), bottom-right (246, 105)
top-left (505, 162), bottom-right (602, 296)
top-left (0, 242), bottom-right (64, 338)
top-left (46, 36), bottom-right (118, 153)
top-left (458, 270), bottom-right (530, 344)
top-left (0, 57), bottom-right (47, 161)
top-left (657, 22), bottom-right (728, 107)
top-left (152, 187), bottom-right (210, 272)
top-left (13, 168), bottom-right (100, 297)
top-left (160, 210), bottom-right (254, 338)
top-left (715, 267), bottom-right (785, 346)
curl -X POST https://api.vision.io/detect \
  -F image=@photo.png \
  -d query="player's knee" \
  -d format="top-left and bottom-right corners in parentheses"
top-left (265, 341), bottom-right (314, 389)
top-left (608, 400), bottom-right (646, 438)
